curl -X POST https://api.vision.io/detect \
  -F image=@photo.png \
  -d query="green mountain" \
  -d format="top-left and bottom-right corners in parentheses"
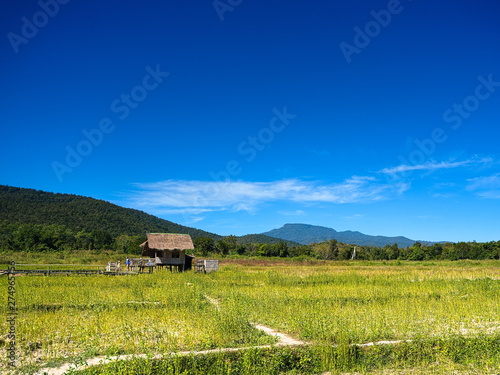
top-left (0, 185), bottom-right (290, 248)
top-left (262, 223), bottom-right (433, 248)
top-left (0, 185), bottom-right (220, 240)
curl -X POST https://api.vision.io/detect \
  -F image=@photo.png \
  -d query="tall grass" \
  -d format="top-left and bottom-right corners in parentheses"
top-left (210, 262), bottom-right (500, 344)
top-left (1, 259), bottom-right (499, 373)
top-left (74, 337), bottom-right (500, 375)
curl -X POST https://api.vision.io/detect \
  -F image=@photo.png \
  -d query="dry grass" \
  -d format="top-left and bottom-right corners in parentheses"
top-left (1, 259), bottom-right (499, 374)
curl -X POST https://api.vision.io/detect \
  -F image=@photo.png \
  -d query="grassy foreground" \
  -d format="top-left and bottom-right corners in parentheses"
top-left (1, 258), bottom-right (499, 374)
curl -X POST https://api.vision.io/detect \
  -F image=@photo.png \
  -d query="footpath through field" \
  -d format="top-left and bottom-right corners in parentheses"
top-left (34, 322), bottom-right (306, 375)
top-left (34, 294), bottom-right (409, 375)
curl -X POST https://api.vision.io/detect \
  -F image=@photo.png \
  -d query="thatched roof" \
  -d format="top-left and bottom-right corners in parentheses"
top-left (140, 233), bottom-right (194, 251)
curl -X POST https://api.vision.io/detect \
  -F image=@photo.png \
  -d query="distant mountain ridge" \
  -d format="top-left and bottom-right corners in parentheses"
top-left (262, 223), bottom-right (434, 248)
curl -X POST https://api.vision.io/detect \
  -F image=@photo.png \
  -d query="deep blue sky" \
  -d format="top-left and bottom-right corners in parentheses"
top-left (1, 0), bottom-right (499, 242)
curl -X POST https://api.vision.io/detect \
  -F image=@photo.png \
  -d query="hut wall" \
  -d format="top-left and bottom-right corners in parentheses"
top-left (156, 249), bottom-right (185, 265)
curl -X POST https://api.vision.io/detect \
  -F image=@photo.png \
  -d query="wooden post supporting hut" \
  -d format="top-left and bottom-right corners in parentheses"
top-left (140, 233), bottom-right (195, 272)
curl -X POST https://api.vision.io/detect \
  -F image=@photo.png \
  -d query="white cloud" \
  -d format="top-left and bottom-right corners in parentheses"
top-left (278, 210), bottom-right (306, 216)
top-left (121, 157), bottom-right (497, 219)
top-left (467, 173), bottom-right (500, 199)
top-left (342, 214), bottom-right (364, 220)
top-left (125, 177), bottom-right (409, 215)
top-left (379, 158), bottom-right (493, 175)
top-left (187, 216), bottom-right (205, 224)
top-left (143, 208), bottom-right (218, 215)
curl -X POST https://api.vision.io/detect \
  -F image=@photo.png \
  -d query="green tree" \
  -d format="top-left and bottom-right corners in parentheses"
top-left (194, 236), bottom-right (216, 256)
top-left (312, 240), bottom-right (339, 260)
top-left (90, 230), bottom-right (113, 250)
top-left (216, 240), bottom-right (231, 256)
top-left (288, 244), bottom-right (312, 258)
top-left (235, 245), bottom-right (247, 255)
top-left (384, 243), bottom-right (399, 260)
top-left (407, 244), bottom-right (425, 261)
top-left (276, 241), bottom-right (289, 257)
top-left (258, 244), bottom-right (277, 257)
top-left (13, 224), bottom-right (41, 251)
top-left (337, 245), bottom-right (352, 260)
top-left (75, 230), bottom-right (93, 250)
top-left (114, 235), bottom-right (143, 254)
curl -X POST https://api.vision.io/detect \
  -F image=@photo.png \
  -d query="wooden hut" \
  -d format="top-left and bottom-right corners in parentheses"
top-left (140, 233), bottom-right (194, 271)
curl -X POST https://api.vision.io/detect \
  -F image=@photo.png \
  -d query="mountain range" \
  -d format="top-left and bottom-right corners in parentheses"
top-left (262, 223), bottom-right (433, 248)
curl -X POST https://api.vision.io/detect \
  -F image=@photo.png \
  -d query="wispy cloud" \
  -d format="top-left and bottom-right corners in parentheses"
top-left (342, 214), bottom-right (364, 220)
top-left (187, 216), bottom-right (205, 224)
top-left (278, 210), bottom-right (306, 216)
top-left (467, 173), bottom-right (500, 199)
top-left (430, 192), bottom-right (457, 199)
top-left (142, 208), bottom-right (219, 215)
top-left (124, 177), bottom-right (409, 215)
top-left (379, 158), bottom-right (493, 175)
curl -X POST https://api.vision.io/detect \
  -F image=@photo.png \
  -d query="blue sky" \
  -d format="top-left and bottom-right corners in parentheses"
top-left (1, 0), bottom-right (499, 242)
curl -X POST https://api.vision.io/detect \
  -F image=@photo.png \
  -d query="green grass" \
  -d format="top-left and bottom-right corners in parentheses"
top-left (72, 337), bottom-right (500, 375)
top-left (1, 257), bottom-right (499, 373)
top-left (210, 263), bottom-right (500, 344)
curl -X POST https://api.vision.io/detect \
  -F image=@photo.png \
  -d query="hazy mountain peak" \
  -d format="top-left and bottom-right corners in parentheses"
top-left (263, 223), bottom-right (431, 248)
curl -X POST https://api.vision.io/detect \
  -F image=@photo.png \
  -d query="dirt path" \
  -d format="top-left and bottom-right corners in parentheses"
top-left (33, 294), bottom-right (402, 374)
top-left (34, 323), bottom-right (305, 375)
top-left (252, 324), bottom-right (306, 346)
top-left (34, 325), bottom-right (416, 374)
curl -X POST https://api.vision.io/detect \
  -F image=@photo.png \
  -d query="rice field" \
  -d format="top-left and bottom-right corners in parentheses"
top-left (1, 259), bottom-right (500, 374)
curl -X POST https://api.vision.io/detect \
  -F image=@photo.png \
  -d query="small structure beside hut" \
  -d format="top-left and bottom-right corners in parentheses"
top-left (140, 233), bottom-right (195, 272)
top-left (196, 259), bottom-right (219, 273)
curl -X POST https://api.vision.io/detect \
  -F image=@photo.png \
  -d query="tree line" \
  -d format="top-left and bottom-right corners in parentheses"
top-left (1, 221), bottom-right (499, 261)
top-left (192, 237), bottom-right (500, 261)
top-left (0, 221), bottom-right (144, 253)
